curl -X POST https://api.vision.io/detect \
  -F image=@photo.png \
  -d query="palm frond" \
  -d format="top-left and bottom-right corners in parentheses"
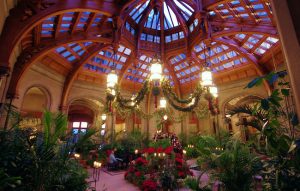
top-left (43, 111), bottom-right (52, 147)
top-left (51, 112), bottom-right (68, 144)
top-left (74, 129), bottom-right (96, 149)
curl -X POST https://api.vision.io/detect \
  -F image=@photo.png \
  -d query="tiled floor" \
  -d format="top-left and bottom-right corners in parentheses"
top-left (85, 168), bottom-right (208, 191)
top-left (86, 169), bottom-right (139, 191)
top-left (85, 159), bottom-right (206, 191)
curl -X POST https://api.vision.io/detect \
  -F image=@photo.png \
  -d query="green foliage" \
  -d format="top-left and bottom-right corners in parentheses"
top-left (161, 78), bottom-right (203, 112)
top-left (184, 175), bottom-right (211, 191)
top-left (178, 133), bottom-right (187, 147)
top-left (75, 129), bottom-right (97, 158)
top-left (159, 166), bottom-right (178, 190)
top-left (209, 140), bottom-right (261, 191)
top-left (119, 130), bottom-right (147, 152)
top-left (149, 138), bottom-right (171, 149)
top-left (186, 135), bottom-right (219, 162)
top-left (0, 111), bottom-right (91, 191)
top-left (232, 70), bottom-right (300, 190)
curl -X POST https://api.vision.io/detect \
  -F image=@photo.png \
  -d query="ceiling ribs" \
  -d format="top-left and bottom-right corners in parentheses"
top-left (54, 15), bottom-right (63, 39)
top-left (2, 0), bottom-right (279, 99)
top-left (61, 44), bottom-right (110, 108)
top-left (71, 12), bottom-right (82, 34)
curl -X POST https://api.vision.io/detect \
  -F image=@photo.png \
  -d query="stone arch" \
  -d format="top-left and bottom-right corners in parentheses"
top-left (67, 96), bottom-right (105, 128)
top-left (221, 93), bottom-right (264, 116)
top-left (21, 85), bottom-right (51, 117)
top-left (222, 94), bottom-right (264, 140)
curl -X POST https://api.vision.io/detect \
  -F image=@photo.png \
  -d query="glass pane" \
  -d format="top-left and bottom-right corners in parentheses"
top-left (73, 129), bottom-right (79, 134)
top-left (81, 122), bottom-right (88, 128)
top-left (73, 122), bottom-right (80, 128)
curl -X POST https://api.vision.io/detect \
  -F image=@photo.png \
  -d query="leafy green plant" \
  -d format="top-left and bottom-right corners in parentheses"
top-left (184, 173), bottom-right (211, 191)
top-left (189, 135), bottom-right (220, 166)
top-left (119, 130), bottom-right (147, 152)
top-left (149, 138), bottom-right (171, 149)
top-left (229, 70), bottom-right (300, 190)
top-left (209, 140), bottom-right (261, 191)
top-left (0, 111), bottom-right (93, 191)
top-left (159, 166), bottom-right (178, 190)
top-left (75, 129), bottom-right (97, 159)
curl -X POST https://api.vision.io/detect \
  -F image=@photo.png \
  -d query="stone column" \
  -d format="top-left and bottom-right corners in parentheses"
top-left (271, 0), bottom-right (300, 114)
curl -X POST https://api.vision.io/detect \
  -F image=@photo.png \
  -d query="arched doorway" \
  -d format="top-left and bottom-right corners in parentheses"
top-left (224, 95), bottom-right (262, 141)
top-left (67, 98), bottom-right (104, 143)
top-left (68, 100), bottom-right (95, 143)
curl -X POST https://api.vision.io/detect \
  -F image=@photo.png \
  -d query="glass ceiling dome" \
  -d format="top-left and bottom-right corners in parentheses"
top-left (122, 0), bottom-right (197, 43)
top-left (129, 0), bottom-right (194, 30)
top-left (29, 0), bottom-right (279, 95)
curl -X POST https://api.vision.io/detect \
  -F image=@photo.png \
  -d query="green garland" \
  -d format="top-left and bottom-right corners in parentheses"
top-left (161, 79), bottom-right (203, 112)
top-left (105, 78), bottom-right (210, 120)
top-left (115, 79), bottom-right (150, 109)
top-left (161, 79), bottom-right (198, 104)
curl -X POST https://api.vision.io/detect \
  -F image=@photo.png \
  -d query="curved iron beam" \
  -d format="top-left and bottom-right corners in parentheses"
top-left (214, 37), bottom-right (272, 95)
top-left (60, 44), bottom-right (110, 108)
top-left (0, 0), bottom-right (119, 68)
top-left (7, 32), bottom-right (113, 98)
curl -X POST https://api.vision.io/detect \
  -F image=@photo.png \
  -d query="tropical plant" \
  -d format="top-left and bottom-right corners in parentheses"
top-left (228, 70), bottom-right (300, 190)
top-left (208, 140), bottom-right (261, 191)
top-left (75, 129), bottom-right (97, 159)
top-left (188, 135), bottom-right (220, 166)
top-left (149, 138), bottom-right (171, 149)
top-left (0, 111), bottom-right (95, 191)
top-left (119, 129), bottom-right (147, 152)
top-left (184, 173), bottom-right (211, 191)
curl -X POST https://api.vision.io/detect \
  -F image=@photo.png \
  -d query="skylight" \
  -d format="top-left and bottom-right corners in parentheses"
top-left (130, 0), bottom-right (194, 30)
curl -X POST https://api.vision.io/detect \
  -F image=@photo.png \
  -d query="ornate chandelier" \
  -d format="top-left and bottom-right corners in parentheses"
top-left (107, 70), bottom-right (118, 89)
top-left (105, 46), bottom-right (219, 116)
top-left (105, 12), bottom-right (218, 117)
top-left (150, 57), bottom-right (163, 82)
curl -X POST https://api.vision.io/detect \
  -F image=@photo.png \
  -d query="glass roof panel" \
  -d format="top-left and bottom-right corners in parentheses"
top-left (130, 0), bottom-right (194, 30)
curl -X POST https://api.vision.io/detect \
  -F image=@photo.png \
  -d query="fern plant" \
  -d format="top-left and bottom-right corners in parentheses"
top-left (209, 140), bottom-right (261, 191)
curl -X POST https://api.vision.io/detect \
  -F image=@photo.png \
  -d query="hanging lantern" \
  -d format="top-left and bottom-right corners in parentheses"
top-left (201, 67), bottom-right (213, 87)
top-left (101, 114), bottom-right (107, 121)
top-left (130, 94), bottom-right (136, 106)
top-left (188, 94), bottom-right (195, 106)
top-left (159, 97), bottom-right (167, 108)
top-left (209, 85), bottom-right (218, 97)
top-left (163, 115), bottom-right (168, 120)
top-left (111, 89), bottom-right (116, 96)
top-left (107, 70), bottom-right (118, 88)
top-left (150, 58), bottom-right (162, 81)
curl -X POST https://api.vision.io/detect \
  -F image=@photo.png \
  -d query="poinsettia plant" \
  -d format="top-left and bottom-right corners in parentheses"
top-left (124, 140), bottom-right (193, 190)
top-left (141, 179), bottom-right (158, 191)
top-left (124, 157), bottom-right (148, 186)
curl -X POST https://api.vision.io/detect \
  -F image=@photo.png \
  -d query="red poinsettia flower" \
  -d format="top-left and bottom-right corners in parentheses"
top-left (164, 146), bottom-right (173, 154)
top-left (135, 171), bottom-right (141, 177)
top-left (175, 153), bottom-right (183, 159)
top-left (136, 157), bottom-right (148, 165)
top-left (156, 146), bottom-right (163, 153)
top-left (142, 179), bottom-right (158, 191)
top-left (175, 158), bottom-right (184, 164)
top-left (178, 171), bottom-right (185, 178)
top-left (124, 172), bottom-right (128, 178)
top-left (147, 147), bottom-right (155, 154)
top-left (129, 166), bottom-right (135, 172)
